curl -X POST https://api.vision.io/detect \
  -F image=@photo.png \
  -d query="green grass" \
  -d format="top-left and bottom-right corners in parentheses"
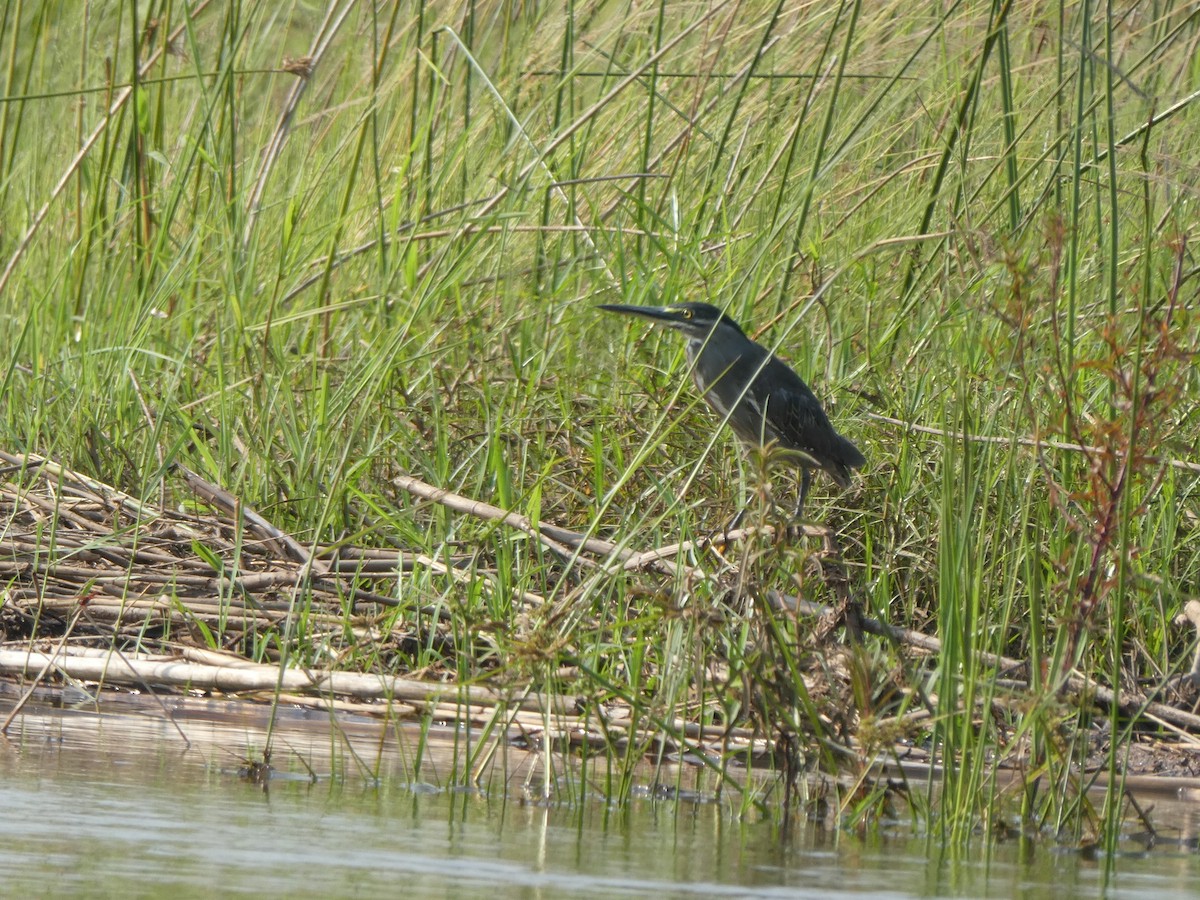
top-left (2, 0), bottom-right (1199, 851)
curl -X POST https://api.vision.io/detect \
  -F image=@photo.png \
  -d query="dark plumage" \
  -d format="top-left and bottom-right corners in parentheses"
top-left (600, 301), bottom-right (864, 516)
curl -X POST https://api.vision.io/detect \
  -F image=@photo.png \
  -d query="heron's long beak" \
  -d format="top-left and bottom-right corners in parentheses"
top-left (597, 304), bottom-right (683, 324)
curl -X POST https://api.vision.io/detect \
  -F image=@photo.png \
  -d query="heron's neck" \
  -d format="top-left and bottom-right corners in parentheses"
top-left (684, 330), bottom-right (720, 363)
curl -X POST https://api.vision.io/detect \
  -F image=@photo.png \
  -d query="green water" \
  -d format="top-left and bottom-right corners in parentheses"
top-left (0, 694), bottom-right (1196, 898)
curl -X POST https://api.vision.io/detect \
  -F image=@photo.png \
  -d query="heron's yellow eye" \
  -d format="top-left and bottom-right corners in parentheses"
top-left (681, 308), bottom-right (692, 319)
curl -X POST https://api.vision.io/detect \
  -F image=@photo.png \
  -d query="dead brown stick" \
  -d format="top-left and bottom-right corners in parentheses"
top-left (0, 649), bottom-right (570, 714)
top-left (773, 591), bottom-right (1200, 733)
top-left (0, 560), bottom-right (405, 610)
top-left (624, 522), bottom-right (830, 569)
top-left (394, 474), bottom-right (587, 562)
top-left (393, 474), bottom-right (698, 578)
top-left (174, 464), bottom-right (324, 571)
top-left (0, 450), bottom-right (156, 520)
top-left (33, 647), bottom-right (762, 748)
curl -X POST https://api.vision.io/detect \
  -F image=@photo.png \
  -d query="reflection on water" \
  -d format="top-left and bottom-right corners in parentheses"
top-left (0, 691), bottom-right (1197, 898)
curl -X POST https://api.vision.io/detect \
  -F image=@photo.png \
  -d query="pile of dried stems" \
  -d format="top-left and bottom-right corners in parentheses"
top-left (3, 449), bottom-right (1199, 760)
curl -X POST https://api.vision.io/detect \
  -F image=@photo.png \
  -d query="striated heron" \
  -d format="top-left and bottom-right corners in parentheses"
top-left (599, 301), bottom-right (864, 518)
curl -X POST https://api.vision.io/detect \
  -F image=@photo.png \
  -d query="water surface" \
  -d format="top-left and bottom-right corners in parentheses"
top-left (1, 691), bottom-right (1196, 898)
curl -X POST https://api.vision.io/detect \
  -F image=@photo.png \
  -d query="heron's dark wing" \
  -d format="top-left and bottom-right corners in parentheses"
top-left (759, 358), bottom-right (865, 483)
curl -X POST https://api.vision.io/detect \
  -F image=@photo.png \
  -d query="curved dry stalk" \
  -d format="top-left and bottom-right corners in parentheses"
top-left (393, 473), bottom-right (700, 579)
top-left (241, 0), bottom-right (357, 247)
top-left (866, 412), bottom-right (1200, 475)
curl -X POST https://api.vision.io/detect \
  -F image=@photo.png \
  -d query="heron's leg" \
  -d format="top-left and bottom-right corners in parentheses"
top-left (792, 468), bottom-right (812, 520)
top-left (716, 455), bottom-right (752, 544)
top-left (723, 506), bottom-right (746, 541)
top-left (710, 468), bottom-right (750, 547)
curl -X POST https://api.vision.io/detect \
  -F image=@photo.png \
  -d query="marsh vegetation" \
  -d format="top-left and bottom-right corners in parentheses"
top-left (1, 0), bottom-right (1198, 858)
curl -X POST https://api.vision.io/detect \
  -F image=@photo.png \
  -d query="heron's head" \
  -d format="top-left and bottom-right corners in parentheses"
top-left (598, 302), bottom-right (746, 341)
